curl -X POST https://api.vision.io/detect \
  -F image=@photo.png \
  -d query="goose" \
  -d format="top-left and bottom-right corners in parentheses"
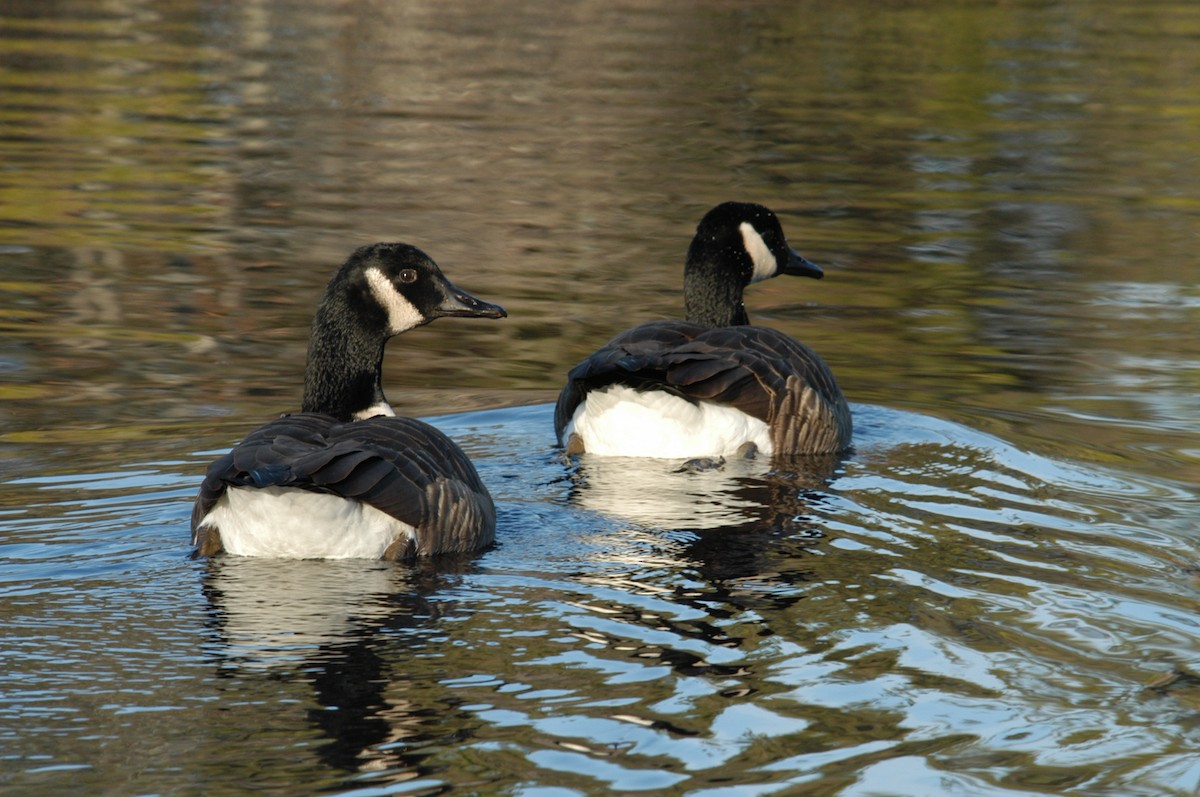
top-left (554, 201), bottom-right (851, 460)
top-left (191, 242), bottom-right (506, 561)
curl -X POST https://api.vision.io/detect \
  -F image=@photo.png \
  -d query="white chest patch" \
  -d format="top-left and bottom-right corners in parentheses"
top-left (365, 267), bottom-right (424, 334)
top-left (740, 222), bottom-right (777, 283)
top-left (200, 486), bottom-right (415, 559)
top-left (354, 401), bottom-right (396, 420)
top-left (565, 384), bottom-right (774, 458)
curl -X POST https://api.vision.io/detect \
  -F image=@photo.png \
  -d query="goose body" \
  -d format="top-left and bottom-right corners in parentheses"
top-left (191, 243), bottom-right (506, 560)
top-left (555, 202), bottom-right (851, 459)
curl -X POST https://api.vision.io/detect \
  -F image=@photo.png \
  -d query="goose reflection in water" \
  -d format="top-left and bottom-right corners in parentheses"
top-left (560, 450), bottom-right (847, 586)
top-left (198, 556), bottom-right (482, 781)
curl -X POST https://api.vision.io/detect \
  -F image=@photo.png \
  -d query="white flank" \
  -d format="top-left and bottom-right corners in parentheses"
top-left (565, 384), bottom-right (774, 458)
top-left (740, 222), bottom-right (777, 283)
top-left (200, 486), bottom-right (415, 559)
top-left (365, 266), bottom-right (424, 334)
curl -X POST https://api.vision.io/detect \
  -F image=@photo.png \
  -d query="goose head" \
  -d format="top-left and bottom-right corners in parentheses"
top-left (332, 242), bottom-right (506, 334)
top-left (684, 202), bottom-right (823, 327)
top-left (302, 243), bottom-right (506, 421)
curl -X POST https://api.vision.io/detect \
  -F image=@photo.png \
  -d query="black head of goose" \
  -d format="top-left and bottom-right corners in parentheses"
top-left (191, 242), bottom-right (506, 561)
top-left (554, 201), bottom-right (851, 459)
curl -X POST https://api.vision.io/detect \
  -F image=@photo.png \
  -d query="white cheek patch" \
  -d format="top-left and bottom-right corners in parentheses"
top-left (740, 222), bottom-right (778, 283)
top-left (365, 267), bottom-right (424, 334)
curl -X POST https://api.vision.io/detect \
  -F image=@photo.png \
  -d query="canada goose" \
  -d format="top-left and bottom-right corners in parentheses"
top-left (555, 202), bottom-right (851, 459)
top-left (191, 242), bottom-right (506, 560)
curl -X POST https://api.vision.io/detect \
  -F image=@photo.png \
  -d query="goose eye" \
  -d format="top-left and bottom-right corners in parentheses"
top-left (397, 269), bottom-right (418, 284)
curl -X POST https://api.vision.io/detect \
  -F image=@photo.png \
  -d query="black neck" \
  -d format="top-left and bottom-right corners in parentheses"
top-left (301, 289), bottom-right (390, 421)
top-left (683, 255), bottom-right (750, 327)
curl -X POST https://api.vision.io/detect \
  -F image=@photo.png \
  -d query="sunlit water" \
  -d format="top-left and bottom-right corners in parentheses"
top-left (2, 1), bottom-right (1199, 795)
top-left (3, 405), bottom-right (1198, 795)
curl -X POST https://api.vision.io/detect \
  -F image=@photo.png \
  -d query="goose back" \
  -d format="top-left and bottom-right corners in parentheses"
top-left (192, 412), bottom-right (495, 560)
top-left (555, 319), bottom-right (851, 457)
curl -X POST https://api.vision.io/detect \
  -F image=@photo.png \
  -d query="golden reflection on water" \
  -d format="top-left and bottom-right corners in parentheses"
top-left (1, 0), bottom-right (1197, 484)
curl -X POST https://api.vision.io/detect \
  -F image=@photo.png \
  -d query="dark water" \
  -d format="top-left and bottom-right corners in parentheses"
top-left (2, 1), bottom-right (1199, 794)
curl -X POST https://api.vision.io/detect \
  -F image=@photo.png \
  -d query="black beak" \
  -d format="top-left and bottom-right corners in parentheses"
top-left (779, 248), bottom-right (824, 280)
top-left (433, 280), bottom-right (507, 319)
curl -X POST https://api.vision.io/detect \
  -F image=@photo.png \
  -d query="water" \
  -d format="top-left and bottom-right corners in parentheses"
top-left (1, 0), bottom-right (1199, 794)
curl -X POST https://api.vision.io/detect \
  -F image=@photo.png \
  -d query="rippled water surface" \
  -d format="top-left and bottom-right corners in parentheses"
top-left (2, 1), bottom-right (1199, 795)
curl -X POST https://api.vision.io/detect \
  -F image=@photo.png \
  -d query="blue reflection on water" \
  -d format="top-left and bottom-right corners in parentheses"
top-left (1, 402), bottom-right (1198, 795)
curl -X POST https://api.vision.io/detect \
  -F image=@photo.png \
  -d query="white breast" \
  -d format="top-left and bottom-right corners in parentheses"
top-left (564, 384), bottom-right (774, 458)
top-left (199, 486), bottom-right (415, 559)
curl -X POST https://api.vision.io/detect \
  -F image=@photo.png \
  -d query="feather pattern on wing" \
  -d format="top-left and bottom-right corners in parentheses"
top-left (554, 320), bottom-right (852, 456)
top-left (191, 412), bottom-right (495, 559)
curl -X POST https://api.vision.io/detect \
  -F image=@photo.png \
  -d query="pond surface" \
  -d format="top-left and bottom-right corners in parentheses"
top-left (1, 1), bottom-right (1199, 795)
